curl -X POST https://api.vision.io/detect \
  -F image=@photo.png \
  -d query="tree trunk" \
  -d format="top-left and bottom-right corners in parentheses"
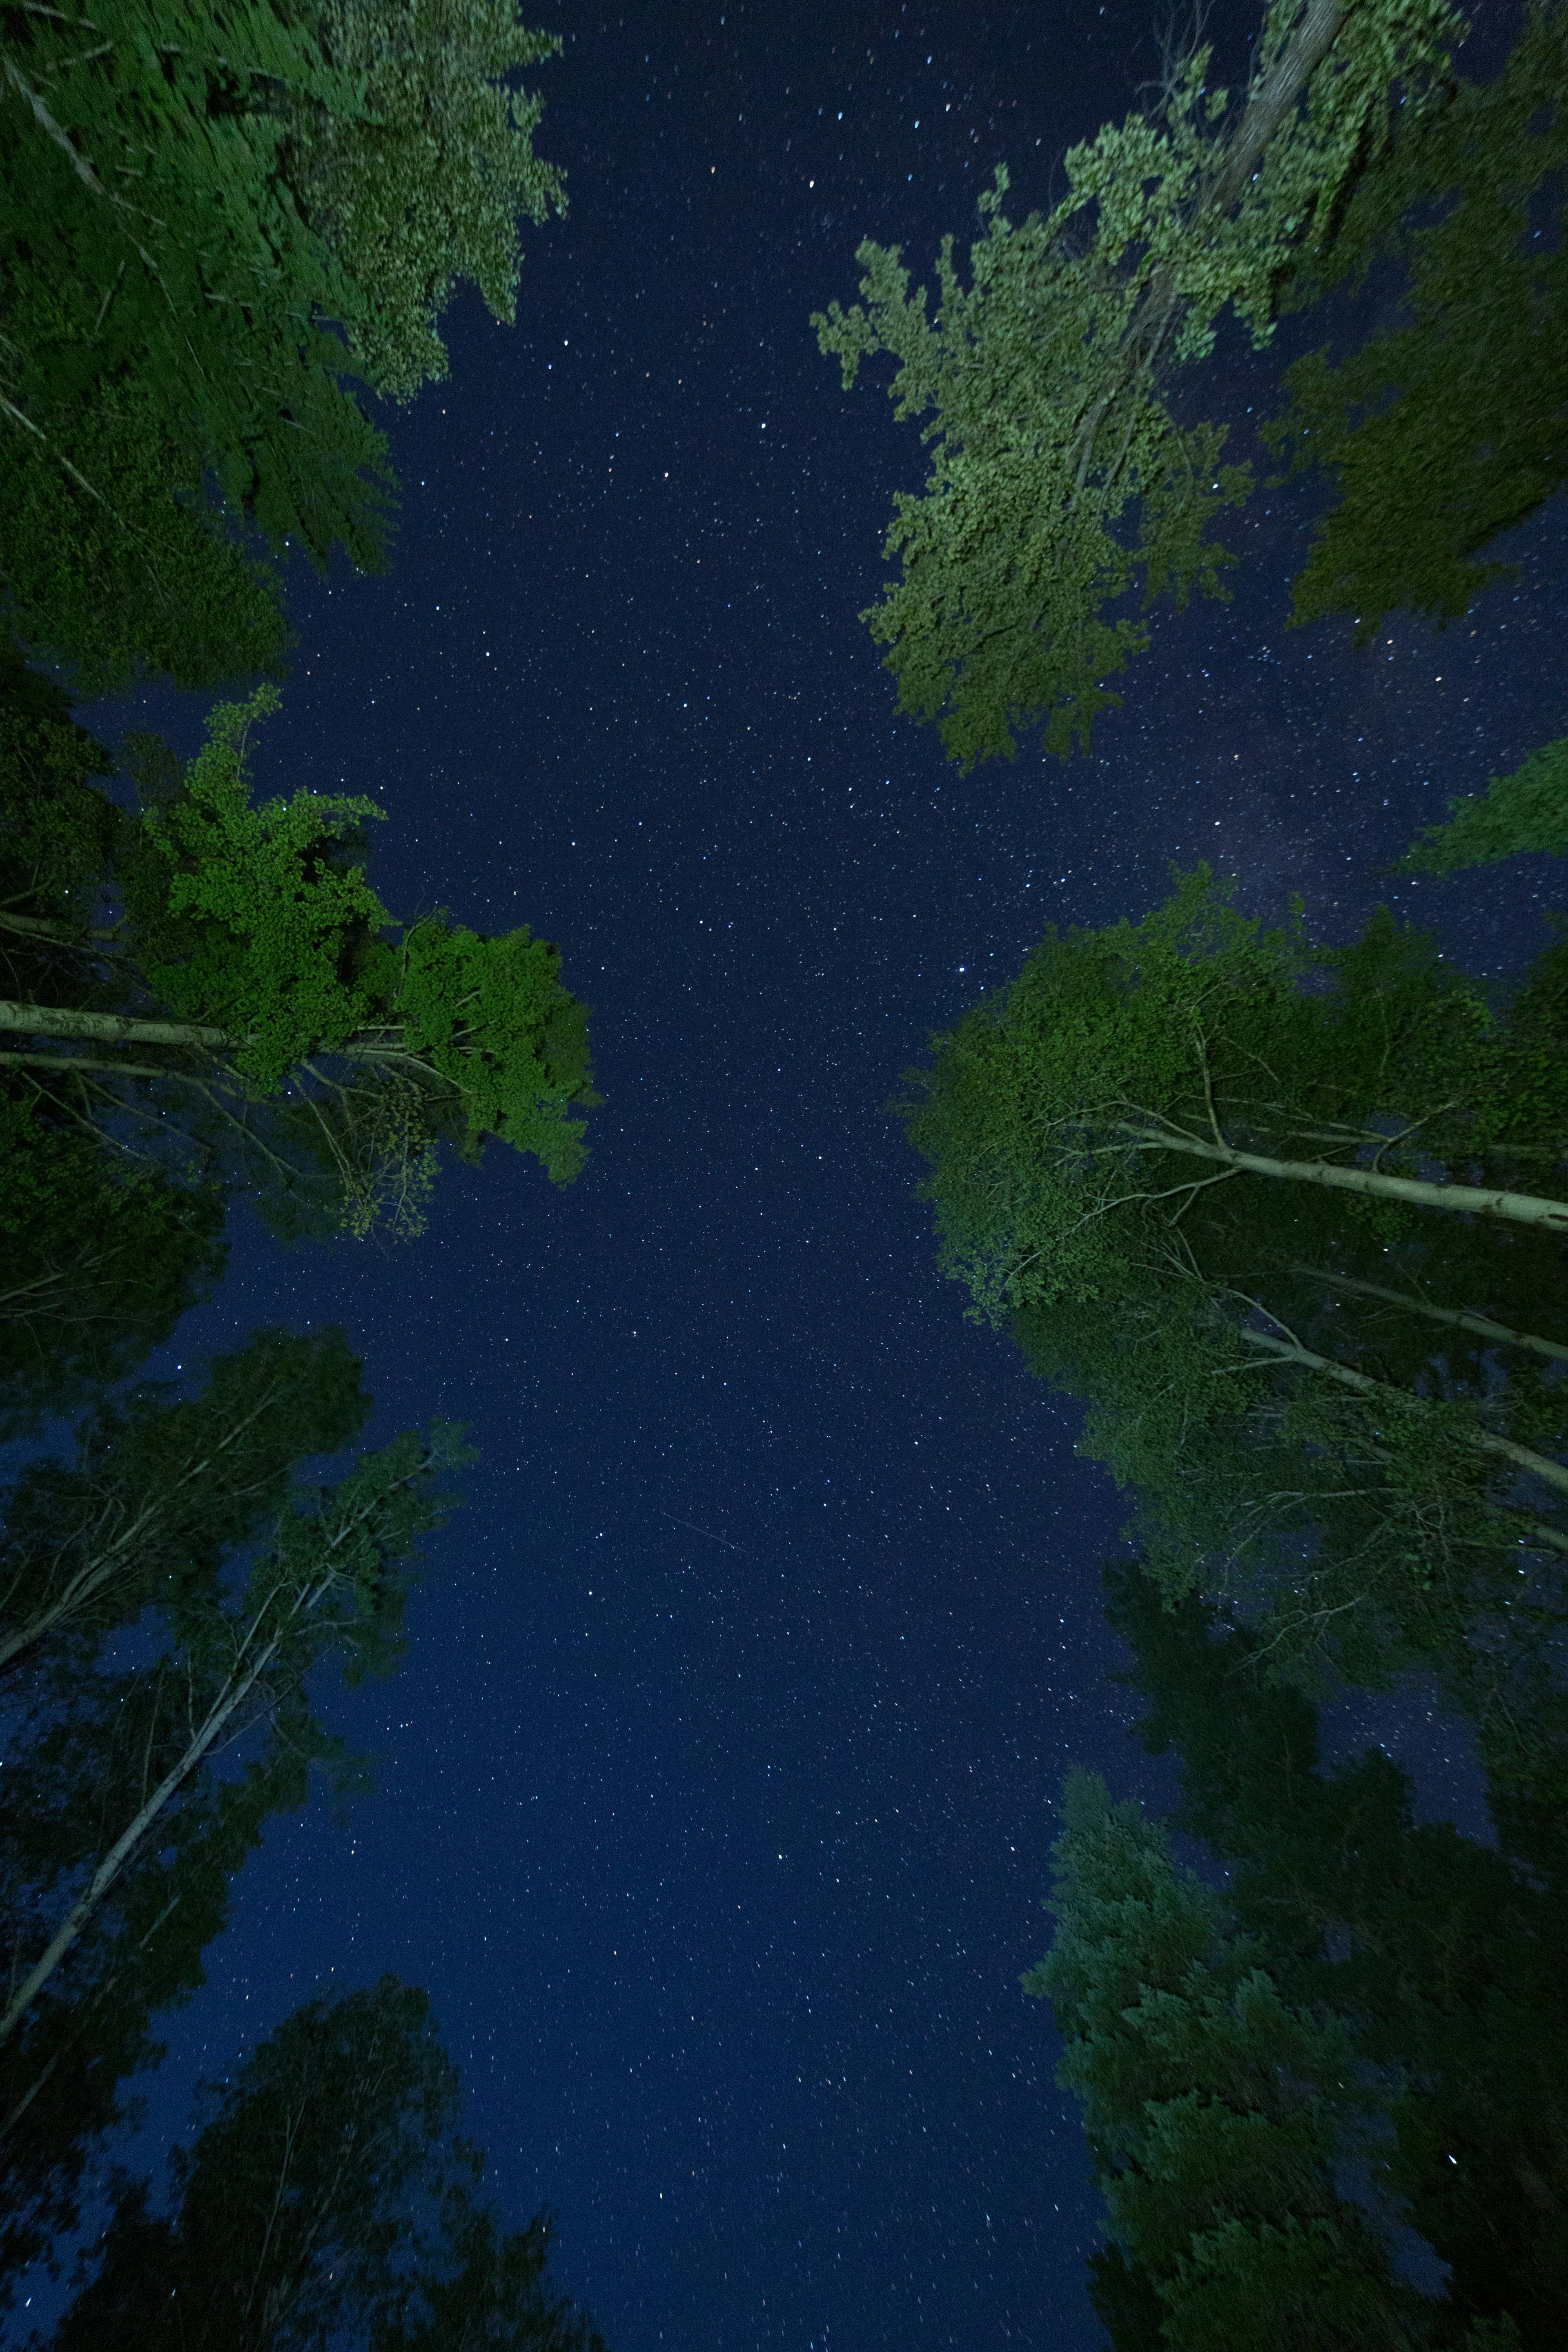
top-left (1123, 1125), bottom-right (1568, 1236)
top-left (0, 999), bottom-right (232, 1051)
top-left (1236, 1325), bottom-right (1568, 1498)
top-left (1287, 1264), bottom-right (1568, 1366)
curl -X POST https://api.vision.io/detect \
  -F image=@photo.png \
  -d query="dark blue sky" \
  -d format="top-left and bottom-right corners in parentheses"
top-left (62, 2), bottom-right (1564, 2345)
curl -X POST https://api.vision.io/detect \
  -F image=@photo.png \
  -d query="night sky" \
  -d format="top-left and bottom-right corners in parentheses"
top-left (58, 2), bottom-right (1568, 2346)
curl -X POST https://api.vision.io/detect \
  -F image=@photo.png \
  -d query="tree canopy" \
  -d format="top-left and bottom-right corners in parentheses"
top-left (813, 0), bottom-right (1463, 767)
top-left (898, 873), bottom-right (1568, 1706)
top-left (1266, 4), bottom-right (1568, 640)
top-left (0, 684), bottom-right (597, 1244)
top-left (49, 1976), bottom-right (606, 2352)
top-left (1104, 1559), bottom-right (1568, 2345)
top-left (0, 0), bottom-right (565, 688)
top-left (1399, 737), bottom-right (1568, 876)
top-left (1024, 1768), bottom-right (1425, 2349)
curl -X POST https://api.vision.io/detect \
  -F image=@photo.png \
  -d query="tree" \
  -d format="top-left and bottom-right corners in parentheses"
top-left (0, 1), bottom-right (564, 688)
top-left (813, 0), bottom-right (1461, 768)
top-left (0, 1715), bottom-right (303, 2295)
top-left (1265, 4), bottom-right (1568, 641)
top-left (287, 0), bottom-right (567, 405)
top-left (1105, 1559), bottom-right (1568, 2347)
top-left (0, 1323), bottom-right (370, 1673)
top-left (0, 657), bottom-right (227, 1430)
top-left (0, 684), bottom-right (597, 1243)
top-left (1400, 739), bottom-right (1568, 877)
top-left (0, 1419), bottom-right (466, 2052)
top-left (896, 871), bottom-right (1568, 1695)
top-left (49, 1976), bottom-right (606, 2352)
top-left (1023, 1768), bottom-right (1427, 2348)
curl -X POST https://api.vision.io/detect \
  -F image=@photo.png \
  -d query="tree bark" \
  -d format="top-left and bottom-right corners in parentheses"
top-left (1287, 1263), bottom-right (1568, 1366)
top-left (1236, 1324), bottom-right (1568, 1498)
top-left (1121, 1125), bottom-right (1568, 1236)
top-left (0, 999), bottom-right (232, 1051)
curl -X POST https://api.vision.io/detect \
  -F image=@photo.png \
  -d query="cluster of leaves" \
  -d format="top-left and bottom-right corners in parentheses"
top-left (1, 682), bottom-right (597, 1254)
top-left (1400, 737), bottom-right (1568, 877)
top-left (899, 870), bottom-right (1568, 1709)
top-left (291, 0), bottom-right (566, 403)
top-left (1268, 3), bottom-right (1568, 639)
top-left (813, 0), bottom-right (1463, 766)
top-left (0, 0), bottom-right (564, 689)
top-left (0, 1326), bottom-right (463, 2281)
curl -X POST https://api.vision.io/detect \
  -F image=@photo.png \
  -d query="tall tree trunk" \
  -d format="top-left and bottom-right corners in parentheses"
top-left (0, 1606), bottom-right (300, 2050)
top-left (0, 999), bottom-right (232, 1051)
top-left (1121, 1125), bottom-right (1568, 1236)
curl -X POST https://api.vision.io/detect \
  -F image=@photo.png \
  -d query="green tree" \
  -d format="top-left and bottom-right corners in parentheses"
top-left (1265, 4), bottom-right (1568, 641)
top-left (0, 657), bottom-right (227, 1429)
top-left (1400, 739), bottom-right (1568, 877)
top-left (1024, 1768), bottom-right (1427, 2348)
top-left (0, 1716), bottom-right (303, 2295)
top-left (0, 1419), bottom-right (466, 2053)
top-left (813, 0), bottom-right (1461, 768)
top-left (897, 871), bottom-right (1568, 1696)
top-left (0, 1), bottom-right (564, 688)
top-left (288, 0), bottom-right (567, 405)
top-left (0, 1323), bottom-right (370, 1672)
top-left (0, 684), bottom-right (597, 1243)
top-left (49, 1976), bottom-right (606, 2352)
top-left (1106, 1559), bottom-right (1568, 2346)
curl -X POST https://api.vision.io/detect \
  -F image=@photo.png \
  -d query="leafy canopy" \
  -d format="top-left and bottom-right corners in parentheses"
top-left (0, 0), bottom-right (564, 688)
top-left (813, 0), bottom-right (1461, 767)
top-left (1267, 3), bottom-right (1568, 640)
top-left (51, 1976), bottom-right (606, 2352)
top-left (4, 685), bottom-right (597, 1240)
top-left (1025, 1769), bottom-right (1423, 2349)
top-left (1400, 736), bottom-right (1568, 876)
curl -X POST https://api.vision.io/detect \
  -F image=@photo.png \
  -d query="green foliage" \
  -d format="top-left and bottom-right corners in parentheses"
top-left (397, 915), bottom-right (596, 1182)
top-left (0, 0), bottom-right (564, 688)
top-left (0, 391), bottom-right (295, 695)
top-left (2, 686), bottom-right (596, 1244)
top-left (0, 1325), bottom-right (370, 1669)
top-left (1267, 5), bottom-right (1568, 639)
top-left (0, 667), bottom-right (227, 1425)
top-left (1025, 1769), bottom-right (1423, 2347)
top-left (813, 0), bottom-right (1460, 766)
top-left (898, 873), bottom-right (1568, 1695)
top-left (0, 1725), bottom-right (302, 2296)
top-left (898, 867), bottom-right (1523, 1327)
top-left (1107, 1561), bottom-right (1568, 2345)
top-left (293, 0), bottom-right (567, 403)
top-left (0, 1093), bottom-right (227, 1438)
top-left (1, 1419), bottom-right (467, 2082)
top-left (1401, 737), bottom-right (1568, 875)
top-left (0, 0), bottom-right (388, 686)
top-left (136, 686), bottom-right (387, 1085)
top-left (49, 1976), bottom-right (605, 2352)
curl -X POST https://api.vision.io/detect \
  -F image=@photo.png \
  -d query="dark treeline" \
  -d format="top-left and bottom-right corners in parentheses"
top-left (0, 2), bottom-right (602, 2340)
top-left (830, 0), bottom-right (1568, 2340)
